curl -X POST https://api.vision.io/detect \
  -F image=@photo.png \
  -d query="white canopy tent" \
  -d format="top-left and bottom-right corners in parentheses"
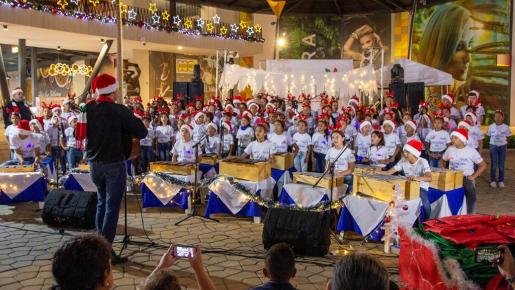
top-left (376, 58), bottom-right (453, 87)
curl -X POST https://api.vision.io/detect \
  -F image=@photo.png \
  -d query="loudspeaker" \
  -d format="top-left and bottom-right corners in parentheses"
top-left (262, 207), bottom-right (330, 257)
top-left (42, 189), bottom-right (97, 229)
top-left (389, 82), bottom-right (406, 110)
top-left (173, 82), bottom-right (189, 106)
top-left (406, 82), bottom-right (425, 115)
top-left (193, 64), bottom-right (201, 81)
top-left (391, 64), bottom-right (404, 83)
top-left (188, 81), bottom-right (204, 101)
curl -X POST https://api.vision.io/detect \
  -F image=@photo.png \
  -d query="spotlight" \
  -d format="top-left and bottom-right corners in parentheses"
top-left (2, 25), bottom-right (7, 31)
top-left (276, 37), bottom-right (286, 48)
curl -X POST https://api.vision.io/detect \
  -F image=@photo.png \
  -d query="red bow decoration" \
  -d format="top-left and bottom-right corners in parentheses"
top-left (194, 95), bottom-right (203, 101)
top-left (419, 101), bottom-right (429, 108)
top-left (287, 94), bottom-right (296, 101)
top-left (176, 93), bottom-right (185, 100)
top-left (433, 111), bottom-right (444, 119)
top-left (439, 103), bottom-right (451, 110)
top-left (297, 113), bottom-right (308, 121)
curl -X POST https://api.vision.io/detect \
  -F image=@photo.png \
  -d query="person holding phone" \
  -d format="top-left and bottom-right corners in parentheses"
top-left (144, 244), bottom-right (217, 290)
top-left (497, 245), bottom-right (515, 289)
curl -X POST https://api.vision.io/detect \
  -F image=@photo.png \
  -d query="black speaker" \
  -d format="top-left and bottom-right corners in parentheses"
top-left (391, 64), bottom-right (404, 83)
top-left (193, 64), bottom-right (201, 81)
top-left (262, 207), bottom-right (330, 257)
top-left (188, 81), bottom-right (204, 101)
top-left (173, 82), bottom-right (189, 106)
top-left (389, 82), bottom-right (407, 110)
top-left (406, 82), bottom-right (425, 115)
top-left (42, 189), bottom-right (97, 229)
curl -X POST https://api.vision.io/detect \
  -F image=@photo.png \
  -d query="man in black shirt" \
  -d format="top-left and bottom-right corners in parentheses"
top-left (85, 74), bottom-right (147, 263)
top-left (2, 87), bottom-right (33, 128)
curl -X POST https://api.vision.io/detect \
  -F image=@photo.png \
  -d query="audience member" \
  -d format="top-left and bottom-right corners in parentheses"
top-left (326, 252), bottom-right (389, 290)
top-left (252, 243), bottom-right (298, 290)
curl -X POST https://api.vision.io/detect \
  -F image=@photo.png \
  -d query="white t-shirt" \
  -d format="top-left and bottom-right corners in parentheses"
top-left (345, 126), bottom-right (358, 143)
top-left (268, 132), bottom-right (291, 153)
top-left (383, 132), bottom-right (400, 157)
top-left (222, 133), bottom-right (234, 154)
top-left (10, 134), bottom-right (40, 158)
top-left (236, 126), bottom-right (254, 148)
top-left (5, 124), bottom-right (18, 149)
top-left (203, 135), bottom-right (220, 155)
top-left (325, 147), bottom-right (356, 172)
top-left (369, 145), bottom-right (389, 167)
top-left (192, 123), bottom-right (206, 142)
top-left (155, 125), bottom-right (174, 143)
top-left (467, 126), bottom-right (484, 149)
top-left (398, 125), bottom-right (407, 146)
top-left (312, 132), bottom-right (331, 154)
top-left (45, 126), bottom-right (60, 146)
top-left (442, 145), bottom-right (483, 177)
top-left (487, 123), bottom-right (512, 146)
top-left (32, 132), bottom-right (49, 153)
top-left (171, 140), bottom-right (199, 163)
top-left (244, 140), bottom-right (276, 161)
top-left (64, 127), bottom-right (77, 148)
top-left (61, 111), bottom-right (75, 121)
top-left (425, 129), bottom-right (451, 152)
top-left (405, 134), bottom-right (421, 146)
top-left (393, 157), bottom-right (431, 190)
top-left (140, 126), bottom-right (154, 147)
top-left (292, 132), bottom-right (312, 153)
top-left (354, 133), bottom-right (371, 158)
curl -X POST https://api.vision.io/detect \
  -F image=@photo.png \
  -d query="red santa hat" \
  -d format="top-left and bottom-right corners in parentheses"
top-left (451, 128), bottom-right (468, 144)
top-left (233, 96), bottom-right (242, 104)
top-left (29, 118), bottom-right (42, 131)
top-left (193, 111), bottom-right (205, 121)
top-left (404, 120), bottom-right (417, 131)
top-left (17, 120), bottom-right (31, 135)
top-left (11, 87), bottom-right (23, 96)
top-left (206, 122), bottom-right (218, 132)
top-left (348, 96), bottom-right (360, 106)
top-left (359, 120), bottom-right (372, 132)
top-left (441, 94), bottom-right (454, 104)
top-left (186, 102), bottom-right (195, 110)
top-left (67, 115), bottom-right (78, 124)
top-left (133, 96), bottom-right (142, 104)
top-left (468, 90), bottom-right (480, 99)
top-left (222, 121), bottom-right (232, 132)
top-left (194, 95), bottom-right (204, 102)
top-left (382, 119), bottom-right (396, 130)
top-left (241, 110), bottom-right (253, 121)
top-left (94, 74), bottom-right (118, 96)
top-left (458, 120), bottom-right (471, 130)
top-left (464, 112), bottom-right (477, 125)
top-left (180, 124), bottom-right (193, 135)
top-left (247, 101), bottom-right (260, 111)
top-left (179, 113), bottom-right (189, 120)
top-left (418, 101), bottom-right (429, 109)
top-left (403, 139), bottom-right (423, 158)
top-left (51, 104), bottom-right (62, 113)
top-left (208, 96), bottom-right (218, 106)
top-left (432, 111), bottom-right (444, 120)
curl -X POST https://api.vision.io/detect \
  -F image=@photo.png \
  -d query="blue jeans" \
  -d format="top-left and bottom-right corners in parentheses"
top-left (140, 145), bottom-right (153, 172)
top-left (463, 177), bottom-right (476, 214)
top-left (66, 148), bottom-right (83, 169)
top-left (90, 160), bottom-right (127, 243)
top-left (1, 157), bottom-right (35, 166)
top-left (294, 151), bottom-right (308, 172)
top-left (51, 146), bottom-right (67, 175)
top-left (420, 188), bottom-right (431, 220)
top-left (344, 174), bottom-right (353, 194)
top-left (314, 152), bottom-right (326, 173)
top-left (428, 152), bottom-right (444, 168)
top-left (490, 145), bottom-right (507, 182)
top-left (158, 142), bottom-right (170, 161)
top-left (237, 146), bottom-right (246, 156)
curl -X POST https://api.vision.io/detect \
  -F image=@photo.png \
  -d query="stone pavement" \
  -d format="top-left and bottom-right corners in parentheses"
top-left (0, 150), bottom-right (514, 290)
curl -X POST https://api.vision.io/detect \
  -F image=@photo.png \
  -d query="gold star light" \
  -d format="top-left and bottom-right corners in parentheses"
top-left (57, 0), bottom-right (68, 9)
top-left (88, 0), bottom-right (99, 7)
top-left (220, 26), bottom-right (228, 35)
top-left (120, 3), bottom-right (128, 15)
top-left (184, 19), bottom-right (193, 29)
top-left (148, 2), bottom-right (157, 14)
top-left (254, 24), bottom-right (262, 33)
top-left (161, 10), bottom-right (170, 21)
top-left (239, 20), bottom-right (247, 29)
top-left (206, 23), bottom-right (214, 33)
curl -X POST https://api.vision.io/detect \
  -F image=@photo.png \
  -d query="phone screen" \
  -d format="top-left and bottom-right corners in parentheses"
top-left (475, 248), bottom-right (501, 263)
top-left (174, 246), bottom-right (195, 258)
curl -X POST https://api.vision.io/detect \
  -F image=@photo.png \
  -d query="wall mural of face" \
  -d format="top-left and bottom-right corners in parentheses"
top-left (444, 19), bottom-right (473, 81)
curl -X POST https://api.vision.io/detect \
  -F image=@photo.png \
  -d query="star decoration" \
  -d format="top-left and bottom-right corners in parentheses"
top-left (152, 13), bottom-right (160, 24)
top-left (246, 26), bottom-right (254, 35)
top-left (57, 0), bottom-right (68, 10)
top-left (206, 23), bottom-right (214, 33)
top-left (148, 2), bottom-right (157, 14)
top-left (88, 0), bottom-right (99, 7)
top-left (70, 0), bottom-right (79, 5)
top-left (254, 24), bottom-right (262, 33)
top-left (172, 15), bottom-right (181, 25)
top-left (196, 18), bottom-right (205, 28)
top-left (239, 20), bottom-right (247, 29)
top-left (230, 23), bottom-right (239, 33)
top-left (184, 19), bottom-right (193, 29)
top-left (127, 8), bottom-right (137, 21)
top-left (161, 10), bottom-right (170, 21)
top-left (120, 3), bottom-right (128, 15)
top-left (220, 26), bottom-right (228, 35)
top-left (212, 14), bottom-right (220, 24)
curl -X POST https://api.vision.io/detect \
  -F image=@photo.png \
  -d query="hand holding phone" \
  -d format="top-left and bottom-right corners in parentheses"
top-left (173, 245), bottom-right (195, 259)
top-left (475, 247), bottom-right (501, 264)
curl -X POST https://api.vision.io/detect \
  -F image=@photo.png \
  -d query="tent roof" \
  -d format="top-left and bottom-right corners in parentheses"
top-left (180, 0), bottom-right (449, 16)
top-left (378, 58), bottom-right (453, 87)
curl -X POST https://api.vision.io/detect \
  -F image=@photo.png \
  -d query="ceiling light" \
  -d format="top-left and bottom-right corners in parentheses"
top-left (11, 46), bottom-right (18, 53)
top-left (2, 25), bottom-right (7, 31)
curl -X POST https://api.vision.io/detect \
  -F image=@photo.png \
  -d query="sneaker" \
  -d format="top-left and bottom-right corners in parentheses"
top-left (111, 250), bottom-right (128, 265)
top-left (499, 182), bottom-right (505, 188)
top-left (490, 181), bottom-right (497, 188)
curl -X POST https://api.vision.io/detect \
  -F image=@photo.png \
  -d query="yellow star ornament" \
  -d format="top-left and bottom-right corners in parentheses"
top-left (148, 2), bottom-right (157, 14)
top-left (161, 10), bottom-right (170, 21)
top-left (57, 0), bottom-right (68, 9)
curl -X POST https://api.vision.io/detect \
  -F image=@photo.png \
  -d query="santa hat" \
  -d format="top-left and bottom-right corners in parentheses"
top-left (179, 113), bottom-right (189, 120)
top-left (51, 104), bottom-right (62, 113)
top-left (403, 139), bottom-right (423, 158)
top-left (208, 97), bottom-right (218, 106)
top-left (247, 101), bottom-right (260, 111)
top-left (348, 96), bottom-right (360, 106)
top-left (433, 111), bottom-right (444, 120)
top-left (468, 90), bottom-right (480, 99)
top-left (186, 102), bottom-right (195, 110)
top-left (302, 102), bottom-right (311, 109)
top-left (233, 96), bottom-right (242, 104)
top-left (222, 121), bottom-right (232, 132)
top-left (404, 120), bottom-right (417, 131)
top-left (224, 104), bottom-right (235, 111)
top-left (193, 111), bottom-right (205, 121)
top-left (458, 120), bottom-right (471, 130)
top-left (29, 119), bottom-right (42, 131)
top-left (194, 95), bottom-right (203, 102)
top-left (464, 112), bottom-right (477, 125)
top-left (11, 87), bottom-right (23, 96)
top-left (441, 94), bottom-right (454, 104)
top-left (359, 120), bottom-right (372, 132)
top-left (94, 74), bottom-right (118, 96)
top-left (382, 119), bottom-right (396, 130)
top-left (133, 96), bottom-right (142, 103)
top-left (451, 128), bottom-right (468, 144)
top-left (241, 110), bottom-right (253, 121)
top-left (418, 101), bottom-right (429, 109)
top-left (206, 122), bottom-right (218, 132)
top-left (67, 115), bottom-right (78, 124)
top-left (180, 124), bottom-right (193, 134)
top-left (17, 120), bottom-right (31, 135)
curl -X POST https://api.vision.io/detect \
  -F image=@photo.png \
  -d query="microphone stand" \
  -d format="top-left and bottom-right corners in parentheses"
top-left (175, 133), bottom-right (218, 225)
top-left (218, 119), bottom-right (224, 159)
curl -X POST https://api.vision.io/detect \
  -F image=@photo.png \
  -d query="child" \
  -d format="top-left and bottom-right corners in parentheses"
top-left (292, 119), bottom-right (312, 172)
top-left (368, 131), bottom-right (389, 168)
top-left (486, 110), bottom-right (512, 188)
top-left (236, 112), bottom-right (254, 156)
top-left (239, 123), bottom-right (276, 161)
top-left (376, 139), bottom-right (432, 220)
top-left (30, 119), bottom-right (50, 155)
top-left (61, 115), bottom-right (83, 170)
top-left (464, 112), bottom-right (484, 152)
top-left (221, 121), bottom-right (235, 158)
top-left (3, 120), bottom-right (41, 166)
top-left (440, 94), bottom-right (460, 121)
top-left (192, 111), bottom-right (207, 143)
top-left (461, 90), bottom-right (485, 125)
top-left (171, 124), bottom-right (200, 163)
top-left (4, 112), bottom-right (20, 159)
top-left (312, 120), bottom-right (331, 173)
top-left (414, 102), bottom-right (432, 142)
top-left (354, 120), bottom-right (372, 164)
top-left (139, 114), bottom-right (154, 172)
top-left (203, 123), bottom-right (220, 157)
top-left (397, 113), bottom-right (411, 145)
top-left (325, 130), bottom-right (355, 193)
top-left (424, 112), bottom-right (451, 168)
top-left (442, 128), bottom-right (486, 214)
top-left (155, 111), bottom-right (174, 161)
top-left (441, 105), bottom-right (457, 132)
top-left (268, 120), bottom-right (290, 154)
top-left (404, 119), bottom-right (420, 145)
top-left (46, 114), bottom-right (67, 175)
top-left (382, 120), bottom-right (400, 166)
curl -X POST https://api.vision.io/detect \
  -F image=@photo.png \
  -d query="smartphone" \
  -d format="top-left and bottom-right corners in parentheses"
top-left (475, 247), bottom-right (501, 264)
top-left (173, 245), bottom-right (195, 258)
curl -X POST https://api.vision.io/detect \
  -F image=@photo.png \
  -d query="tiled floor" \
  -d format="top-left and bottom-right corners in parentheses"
top-left (0, 150), bottom-right (514, 290)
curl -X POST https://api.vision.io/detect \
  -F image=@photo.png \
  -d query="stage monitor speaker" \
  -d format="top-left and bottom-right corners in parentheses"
top-left (391, 64), bottom-right (405, 83)
top-left (406, 82), bottom-right (425, 115)
top-left (173, 82), bottom-right (189, 106)
top-left (262, 207), bottom-right (330, 257)
top-left (193, 64), bottom-right (201, 81)
top-left (42, 189), bottom-right (97, 229)
top-left (389, 82), bottom-right (406, 110)
top-left (187, 81), bottom-right (204, 102)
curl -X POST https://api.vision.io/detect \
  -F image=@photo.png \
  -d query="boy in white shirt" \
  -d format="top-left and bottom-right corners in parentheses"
top-left (292, 119), bottom-right (312, 172)
top-left (221, 121), bottom-right (234, 158)
top-left (376, 139), bottom-right (432, 220)
top-left (311, 120), bottom-right (331, 173)
top-left (464, 112), bottom-right (484, 152)
top-left (382, 120), bottom-right (400, 167)
top-left (203, 123), bottom-right (220, 157)
top-left (61, 115), bottom-right (83, 170)
top-left (354, 120), bottom-right (372, 164)
top-left (3, 120), bottom-right (41, 166)
top-left (424, 112), bottom-right (451, 168)
top-left (442, 128), bottom-right (486, 214)
top-left (486, 110), bottom-right (512, 188)
top-left (236, 112), bottom-right (254, 156)
top-left (4, 112), bottom-right (20, 159)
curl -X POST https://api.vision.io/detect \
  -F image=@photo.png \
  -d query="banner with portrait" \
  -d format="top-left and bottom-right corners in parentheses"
top-left (412, 0), bottom-right (511, 123)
